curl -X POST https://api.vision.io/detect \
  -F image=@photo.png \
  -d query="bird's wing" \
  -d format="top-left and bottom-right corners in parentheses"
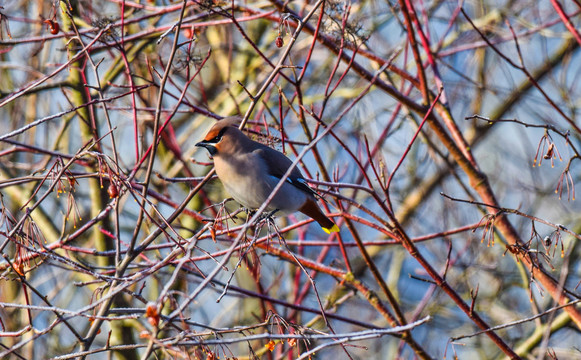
top-left (254, 146), bottom-right (319, 197)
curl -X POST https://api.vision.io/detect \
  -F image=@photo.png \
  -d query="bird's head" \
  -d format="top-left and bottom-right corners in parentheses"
top-left (196, 117), bottom-right (244, 156)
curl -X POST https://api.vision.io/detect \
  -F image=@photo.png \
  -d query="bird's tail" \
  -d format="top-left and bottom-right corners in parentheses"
top-left (299, 199), bottom-right (339, 234)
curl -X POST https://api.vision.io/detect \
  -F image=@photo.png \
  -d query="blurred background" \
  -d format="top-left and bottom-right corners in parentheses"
top-left (0, 0), bottom-right (580, 359)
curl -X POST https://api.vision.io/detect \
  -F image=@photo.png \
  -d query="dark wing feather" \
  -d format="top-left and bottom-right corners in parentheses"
top-left (254, 145), bottom-right (319, 197)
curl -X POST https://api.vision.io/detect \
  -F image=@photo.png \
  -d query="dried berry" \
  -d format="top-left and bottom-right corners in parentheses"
top-left (107, 183), bottom-right (119, 198)
top-left (275, 36), bottom-right (283, 48)
top-left (44, 19), bottom-right (59, 35)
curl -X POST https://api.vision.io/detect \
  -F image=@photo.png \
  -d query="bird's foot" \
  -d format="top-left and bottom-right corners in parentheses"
top-left (251, 210), bottom-right (283, 244)
top-left (265, 209), bottom-right (279, 219)
top-left (241, 207), bottom-right (254, 217)
top-left (255, 209), bottom-right (279, 225)
top-left (242, 208), bottom-right (279, 221)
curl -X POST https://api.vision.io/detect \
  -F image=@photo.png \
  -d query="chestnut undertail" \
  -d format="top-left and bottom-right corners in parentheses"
top-left (298, 199), bottom-right (339, 234)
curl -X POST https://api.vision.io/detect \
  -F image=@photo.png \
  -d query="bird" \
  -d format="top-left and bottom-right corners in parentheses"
top-left (196, 117), bottom-right (339, 234)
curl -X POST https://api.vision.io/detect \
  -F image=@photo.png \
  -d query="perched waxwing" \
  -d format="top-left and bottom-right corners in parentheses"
top-left (196, 117), bottom-right (339, 234)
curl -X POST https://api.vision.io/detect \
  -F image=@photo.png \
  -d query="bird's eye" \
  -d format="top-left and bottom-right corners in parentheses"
top-left (210, 127), bottom-right (229, 143)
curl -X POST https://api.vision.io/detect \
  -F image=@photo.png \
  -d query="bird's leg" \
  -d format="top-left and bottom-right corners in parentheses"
top-left (251, 210), bottom-right (282, 246)
top-left (254, 209), bottom-right (279, 231)
top-left (242, 207), bottom-right (259, 226)
top-left (255, 209), bottom-right (279, 222)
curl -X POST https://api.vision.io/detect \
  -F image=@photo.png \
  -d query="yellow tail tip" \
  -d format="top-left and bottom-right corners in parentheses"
top-left (322, 224), bottom-right (340, 234)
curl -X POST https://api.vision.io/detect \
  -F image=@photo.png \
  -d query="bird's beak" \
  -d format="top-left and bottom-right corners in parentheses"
top-left (196, 140), bottom-right (217, 156)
